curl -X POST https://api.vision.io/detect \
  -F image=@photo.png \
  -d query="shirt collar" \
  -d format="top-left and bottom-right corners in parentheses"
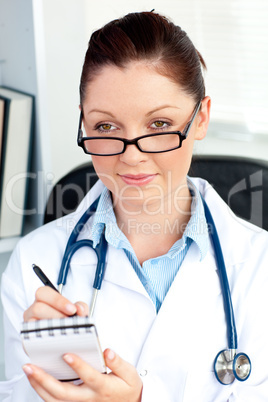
top-left (91, 187), bottom-right (130, 249)
top-left (183, 177), bottom-right (209, 260)
top-left (91, 178), bottom-right (209, 260)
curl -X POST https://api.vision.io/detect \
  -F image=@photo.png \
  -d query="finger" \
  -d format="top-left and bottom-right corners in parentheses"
top-left (62, 353), bottom-right (106, 392)
top-left (24, 375), bottom-right (58, 402)
top-left (23, 364), bottom-right (65, 401)
top-left (104, 349), bottom-right (142, 387)
top-left (23, 302), bottom-right (68, 321)
top-left (23, 287), bottom-right (77, 321)
top-left (23, 364), bottom-right (91, 401)
top-left (35, 287), bottom-right (77, 315)
top-left (74, 302), bottom-right (89, 317)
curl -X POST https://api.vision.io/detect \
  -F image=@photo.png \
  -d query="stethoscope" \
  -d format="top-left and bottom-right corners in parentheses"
top-left (57, 193), bottom-right (251, 385)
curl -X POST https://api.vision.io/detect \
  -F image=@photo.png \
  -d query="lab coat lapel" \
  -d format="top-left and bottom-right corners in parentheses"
top-left (192, 177), bottom-right (253, 267)
top-left (137, 241), bottom-right (226, 372)
top-left (104, 245), bottom-right (151, 299)
top-left (67, 242), bottom-right (150, 303)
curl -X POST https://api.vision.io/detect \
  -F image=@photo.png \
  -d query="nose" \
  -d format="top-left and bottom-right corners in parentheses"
top-left (119, 142), bottom-right (148, 166)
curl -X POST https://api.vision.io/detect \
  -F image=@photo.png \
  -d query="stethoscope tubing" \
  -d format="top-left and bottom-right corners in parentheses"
top-left (57, 196), bottom-right (100, 288)
top-left (58, 193), bottom-right (238, 351)
top-left (202, 197), bottom-right (237, 350)
top-left (57, 191), bottom-right (252, 384)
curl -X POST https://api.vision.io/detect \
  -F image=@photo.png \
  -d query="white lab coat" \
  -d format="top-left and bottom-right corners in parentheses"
top-left (1, 177), bottom-right (268, 401)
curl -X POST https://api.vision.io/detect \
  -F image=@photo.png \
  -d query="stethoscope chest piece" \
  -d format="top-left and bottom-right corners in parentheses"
top-left (214, 349), bottom-right (251, 385)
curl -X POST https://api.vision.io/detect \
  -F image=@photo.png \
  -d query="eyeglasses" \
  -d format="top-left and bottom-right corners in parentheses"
top-left (77, 101), bottom-right (201, 156)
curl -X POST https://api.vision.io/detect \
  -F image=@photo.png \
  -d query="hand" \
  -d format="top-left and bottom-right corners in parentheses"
top-left (23, 286), bottom-right (89, 321)
top-left (23, 348), bottom-right (143, 402)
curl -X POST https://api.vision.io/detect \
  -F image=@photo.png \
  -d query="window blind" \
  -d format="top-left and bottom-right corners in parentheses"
top-left (176, 0), bottom-right (268, 137)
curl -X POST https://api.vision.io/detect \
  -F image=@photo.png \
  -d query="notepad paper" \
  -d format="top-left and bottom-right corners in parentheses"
top-left (20, 316), bottom-right (106, 381)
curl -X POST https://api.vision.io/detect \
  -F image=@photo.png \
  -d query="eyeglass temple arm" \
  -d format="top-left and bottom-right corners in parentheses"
top-left (182, 101), bottom-right (202, 138)
top-left (77, 111), bottom-right (83, 145)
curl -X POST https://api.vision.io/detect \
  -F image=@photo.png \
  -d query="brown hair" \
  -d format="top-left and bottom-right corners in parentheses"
top-left (80, 11), bottom-right (206, 107)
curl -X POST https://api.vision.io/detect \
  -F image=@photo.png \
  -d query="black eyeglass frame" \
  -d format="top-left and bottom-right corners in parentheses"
top-left (77, 101), bottom-right (202, 156)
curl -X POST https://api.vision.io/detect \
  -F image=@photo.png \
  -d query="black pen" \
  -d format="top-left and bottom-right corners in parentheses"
top-left (32, 264), bottom-right (78, 316)
top-left (32, 264), bottom-right (58, 292)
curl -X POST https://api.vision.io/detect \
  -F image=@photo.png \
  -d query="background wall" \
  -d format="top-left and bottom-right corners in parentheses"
top-left (33, 0), bottom-right (268, 195)
top-left (2, 0), bottom-right (267, 205)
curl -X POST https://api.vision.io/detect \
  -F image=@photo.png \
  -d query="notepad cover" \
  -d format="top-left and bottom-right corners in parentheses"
top-left (20, 316), bottom-right (106, 381)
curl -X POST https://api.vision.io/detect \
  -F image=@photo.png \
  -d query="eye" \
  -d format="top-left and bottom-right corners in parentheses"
top-left (100, 124), bottom-right (112, 131)
top-left (94, 123), bottom-right (117, 133)
top-left (151, 121), bottom-right (171, 130)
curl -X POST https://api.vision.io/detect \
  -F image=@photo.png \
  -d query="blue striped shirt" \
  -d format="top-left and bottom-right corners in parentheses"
top-left (91, 178), bottom-right (209, 312)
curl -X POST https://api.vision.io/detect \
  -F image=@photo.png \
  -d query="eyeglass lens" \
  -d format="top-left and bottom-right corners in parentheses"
top-left (83, 133), bottom-right (181, 155)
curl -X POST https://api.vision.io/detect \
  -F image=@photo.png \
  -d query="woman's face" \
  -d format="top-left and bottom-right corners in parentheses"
top-left (82, 62), bottom-right (210, 214)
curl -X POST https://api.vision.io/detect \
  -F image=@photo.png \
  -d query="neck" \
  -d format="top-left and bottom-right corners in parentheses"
top-left (112, 185), bottom-right (192, 263)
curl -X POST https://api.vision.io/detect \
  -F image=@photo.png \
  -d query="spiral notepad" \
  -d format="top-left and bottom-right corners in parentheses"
top-left (20, 316), bottom-right (106, 381)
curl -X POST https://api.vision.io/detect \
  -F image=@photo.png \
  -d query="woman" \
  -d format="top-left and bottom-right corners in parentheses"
top-left (1, 11), bottom-right (268, 401)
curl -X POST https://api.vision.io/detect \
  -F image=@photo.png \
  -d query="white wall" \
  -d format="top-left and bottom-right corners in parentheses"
top-left (38, 0), bottom-right (268, 186)
top-left (32, 2), bottom-right (102, 189)
top-left (2, 0), bottom-right (268, 191)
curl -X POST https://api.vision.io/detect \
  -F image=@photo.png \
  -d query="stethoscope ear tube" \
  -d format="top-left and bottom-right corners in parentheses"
top-left (57, 196), bottom-right (100, 288)
top-left (56, 195), bottom-right (107, 318)
top-left (58, 239), bottom-right (94, 292)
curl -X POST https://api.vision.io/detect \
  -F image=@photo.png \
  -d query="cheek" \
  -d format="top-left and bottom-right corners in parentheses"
top-left (158, 145), bottom-right (193, 180)
top-left (91, 156), bottom-right (118, 193)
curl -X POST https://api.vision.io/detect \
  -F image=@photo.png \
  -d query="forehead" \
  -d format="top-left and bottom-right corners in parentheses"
top-left (82, 61), bottom-right (191, 114)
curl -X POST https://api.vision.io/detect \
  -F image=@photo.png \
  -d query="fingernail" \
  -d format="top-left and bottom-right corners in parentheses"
top-left (63, 354), bottom-right (74, 364)
top-left (107, 349), bottom-right (115, 361)
top-left (65, 303), bottom-right (77, 315)
top-left (23, 365), bottom-right (33, 376)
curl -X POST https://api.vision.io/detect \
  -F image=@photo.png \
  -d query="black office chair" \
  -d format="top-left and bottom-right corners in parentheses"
top-left (44, 156), bottom-right (268, 230)
top-left (44, 162), bottom-right (98, 224)
top-left (189, 155), bottom-right (268, 230)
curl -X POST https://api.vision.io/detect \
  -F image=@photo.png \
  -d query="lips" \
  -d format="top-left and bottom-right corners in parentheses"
top-left (119, 173), bottom-right (157, 186)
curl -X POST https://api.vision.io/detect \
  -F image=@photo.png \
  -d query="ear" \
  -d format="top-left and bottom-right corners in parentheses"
top-left (194, 96), bottom-right (211, 141)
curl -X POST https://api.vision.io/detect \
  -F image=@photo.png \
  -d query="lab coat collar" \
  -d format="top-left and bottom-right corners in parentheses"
top-left (105, 246), bottom-right (153, 300)
top-left (103, 238), bottom-right (220, 311)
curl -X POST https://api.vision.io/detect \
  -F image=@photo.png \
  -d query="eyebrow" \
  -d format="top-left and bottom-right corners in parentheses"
top-left (87, 109), bottom-right (116, 118)
top-left (145, 105), bottom-right (182, 116)
top-left (87, 105), bottom-right (182, 118)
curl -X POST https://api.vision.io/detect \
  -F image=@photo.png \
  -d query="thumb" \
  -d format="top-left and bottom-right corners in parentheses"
top-left (104, 349), bottom-right (140, 386)
top-left (74, 301), bottom-right (89, 316)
